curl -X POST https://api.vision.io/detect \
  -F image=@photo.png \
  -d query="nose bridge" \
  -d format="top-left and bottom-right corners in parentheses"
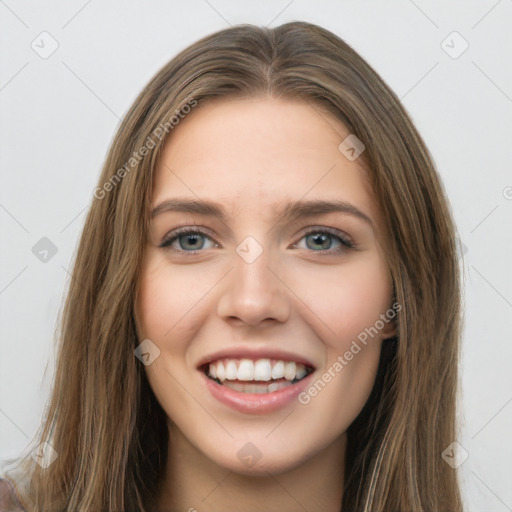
top-left (235, 234), bottom-right (274, 291)
top-left (216, 234), bottom-right (291, 325)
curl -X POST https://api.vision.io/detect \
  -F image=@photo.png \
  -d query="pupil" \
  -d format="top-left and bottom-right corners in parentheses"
top-left (182, 234), bottom-right (203, 250)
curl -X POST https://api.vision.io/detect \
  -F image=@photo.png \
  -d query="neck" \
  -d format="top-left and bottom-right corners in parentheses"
top-left (155, 424), bottom-right (346, 512)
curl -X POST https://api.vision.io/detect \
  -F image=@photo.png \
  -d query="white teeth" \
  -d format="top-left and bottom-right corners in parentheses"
top-left (295, 364), bottom-right (307, 380)
top-left (237, 359), bottom-right (254, 381)
top-left (284, 361), bottom-right (296, 381)
top-left (271, 360), bottom-right (285, 379)
top-left (207, 358), bottom-right (310, 383)
top-left (223, 380), bottom-right (293, 393)
top-left (223, 381), bottom-right (244, 392)
top-left (253, 359), bottom-right (271, 381)
top-left (216, 361), bottom-right (225, 382)
top-left (225, 360), bottom-right (238, 380)
top-left (267, 382), bottom-right (282, 393)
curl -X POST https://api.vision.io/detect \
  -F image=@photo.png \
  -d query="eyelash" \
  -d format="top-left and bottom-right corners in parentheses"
top-left (159, 226), bottom-right (355, 255)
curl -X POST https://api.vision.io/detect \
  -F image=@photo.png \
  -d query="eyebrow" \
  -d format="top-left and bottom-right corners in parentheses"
top-left (151, 197), bottom-right (373, 228)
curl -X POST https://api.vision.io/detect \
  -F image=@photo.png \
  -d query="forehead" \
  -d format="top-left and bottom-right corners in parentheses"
top-left (152, 96), bottom-right (376, 224)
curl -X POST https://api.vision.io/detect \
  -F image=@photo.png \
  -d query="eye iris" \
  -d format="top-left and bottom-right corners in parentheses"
top-left (179, 234), bottom-right (204, 250)
top-left (306, 233), bottom-right (332, 250)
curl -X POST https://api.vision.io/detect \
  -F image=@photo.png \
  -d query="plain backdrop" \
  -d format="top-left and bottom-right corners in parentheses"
top-left (1, 1), bottom-right (511, 510)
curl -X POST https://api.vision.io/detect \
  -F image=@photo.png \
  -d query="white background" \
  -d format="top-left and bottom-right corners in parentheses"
top-left (1, 1), bottom-right (511, 510)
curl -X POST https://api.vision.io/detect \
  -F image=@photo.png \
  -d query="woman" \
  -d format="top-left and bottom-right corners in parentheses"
top-left (0, 21), bottom-right (463, 511)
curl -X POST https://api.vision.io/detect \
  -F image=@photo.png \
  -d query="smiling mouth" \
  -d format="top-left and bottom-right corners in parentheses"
top-left (201, 358), bottom-right (315, 394)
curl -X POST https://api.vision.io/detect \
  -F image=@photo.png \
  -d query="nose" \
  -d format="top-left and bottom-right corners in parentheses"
top-left (216, 242), bottom-right (292, 327)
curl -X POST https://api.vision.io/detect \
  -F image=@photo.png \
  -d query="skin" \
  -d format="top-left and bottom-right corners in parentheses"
top-left (134, 96), bottom-right (396, 512)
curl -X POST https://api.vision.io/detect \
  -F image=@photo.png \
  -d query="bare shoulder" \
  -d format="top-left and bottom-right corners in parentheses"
top-left (0, 478), bottom-right (27, 512)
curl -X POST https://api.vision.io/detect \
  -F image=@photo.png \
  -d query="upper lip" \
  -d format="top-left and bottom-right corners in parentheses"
top-left (197, 346), bottom-right (317, 370)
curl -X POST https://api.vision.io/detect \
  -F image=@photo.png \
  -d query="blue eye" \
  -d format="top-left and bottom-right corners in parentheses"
top-left (297, 228), bottom-right (354, 253)
top-left (160, 228), bottom-right (216, 252)
top-left (159, 226), bottom-right (354, 254)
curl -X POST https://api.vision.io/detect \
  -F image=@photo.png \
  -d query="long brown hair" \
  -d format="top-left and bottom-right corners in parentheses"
top-left (5, 21), bottom-right (463, 511)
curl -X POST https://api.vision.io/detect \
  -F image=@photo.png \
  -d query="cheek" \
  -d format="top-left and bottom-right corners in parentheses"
top-left (293, 253), bottom-right (391, 425)
top-left (135, 256), bottom-right (212, 416)
top-left (135, 255), bottom-right (212, 344)
top-left (291, 251), bottom-right (393, 346)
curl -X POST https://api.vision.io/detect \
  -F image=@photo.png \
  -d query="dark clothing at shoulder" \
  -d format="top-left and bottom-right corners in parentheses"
top-left (0, 478), bottom-right (27, 512)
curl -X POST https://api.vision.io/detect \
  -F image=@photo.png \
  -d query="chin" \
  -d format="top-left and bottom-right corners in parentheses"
top-left (204, 438), bottom-right (317, 476)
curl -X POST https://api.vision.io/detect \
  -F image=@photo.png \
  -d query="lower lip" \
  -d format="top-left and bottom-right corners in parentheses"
top-left (201, 370), bottom-right (314, 415)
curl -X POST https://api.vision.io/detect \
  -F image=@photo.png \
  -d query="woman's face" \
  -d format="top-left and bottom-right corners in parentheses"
top-left (135, 96), bottom-right (396, 475)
